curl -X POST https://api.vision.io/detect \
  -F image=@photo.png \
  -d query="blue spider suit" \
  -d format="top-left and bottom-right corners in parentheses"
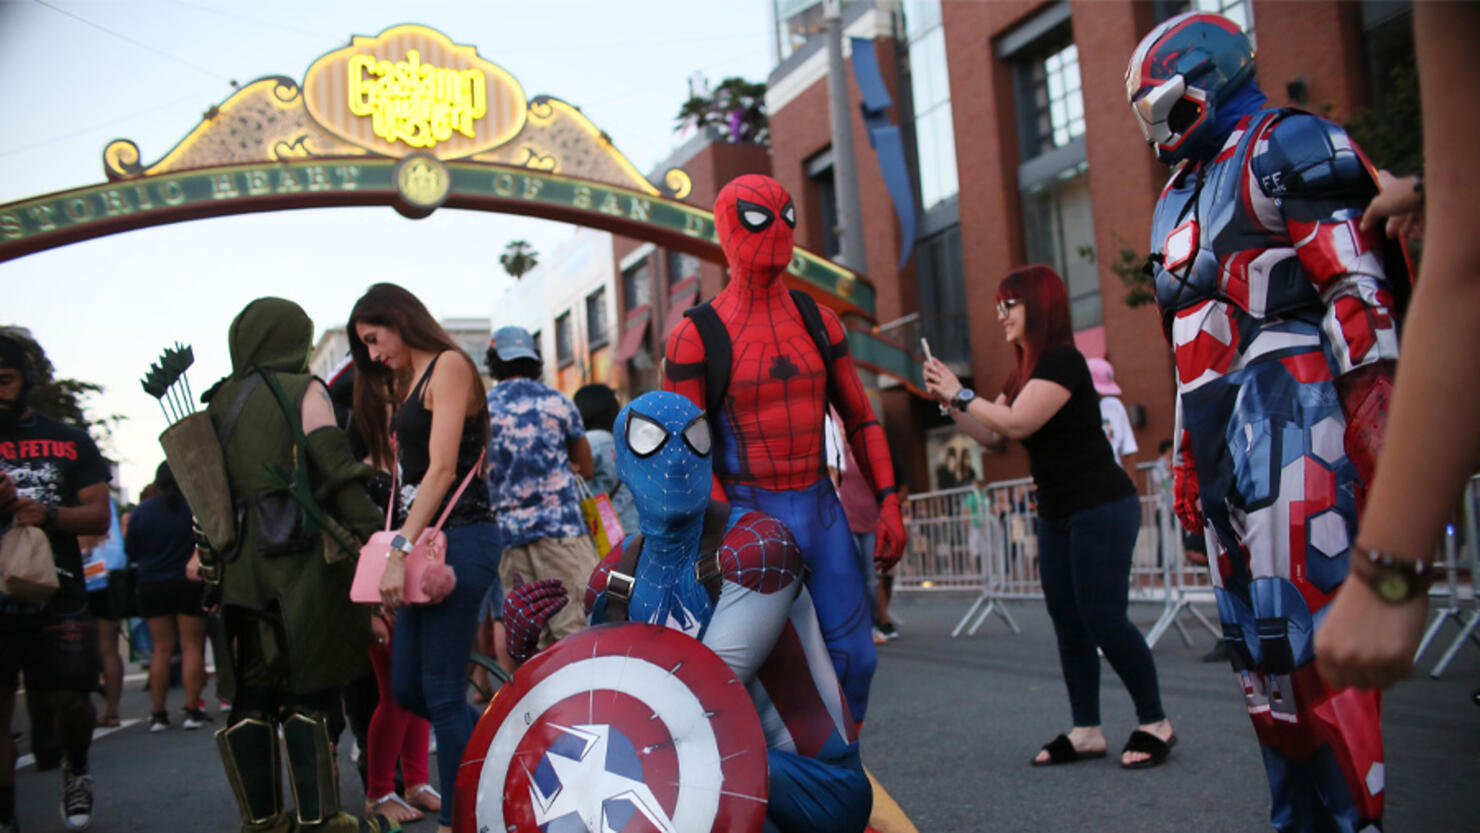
top-left (1130, 14), bottom-right (1400, 832)
top-left (584, 392), bottom-right (870, 833)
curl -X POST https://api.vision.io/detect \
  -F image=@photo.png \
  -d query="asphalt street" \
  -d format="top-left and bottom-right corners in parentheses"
top-left (9, 593), bottom-right (1479, 832)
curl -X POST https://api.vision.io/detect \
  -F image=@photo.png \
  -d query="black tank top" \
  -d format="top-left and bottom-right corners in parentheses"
top-left (391, 353), bottom-right (490, 527)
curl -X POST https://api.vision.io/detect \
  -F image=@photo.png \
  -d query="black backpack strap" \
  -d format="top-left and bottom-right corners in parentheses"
top-left (682, 302), bottom-right (732, 421)
top-left (789, 289), bottom-right (844, 389)
top-left (216, 373), bottom-right (264, 449)
top-left (606, 501), bottom-right (733, 619)
top-left (694, 500), bottom-right (733, 605)
top-left (602, 533), bottom-right (645, 624)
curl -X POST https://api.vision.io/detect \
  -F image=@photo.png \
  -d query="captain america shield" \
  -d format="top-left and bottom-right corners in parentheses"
top-left (455, 622), bottom-right (769, 833)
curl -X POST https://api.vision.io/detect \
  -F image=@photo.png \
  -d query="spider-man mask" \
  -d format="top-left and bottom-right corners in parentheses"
top-left (616, 391), bottom-right (714, 533)
top-left (715, 174), bottom-right (796, 288)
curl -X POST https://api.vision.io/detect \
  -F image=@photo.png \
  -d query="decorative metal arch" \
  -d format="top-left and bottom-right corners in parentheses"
top-left (0, 25), bottom-right (923, 390)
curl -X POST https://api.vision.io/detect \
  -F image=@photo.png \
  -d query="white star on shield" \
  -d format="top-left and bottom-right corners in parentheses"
top-left (528, 723), bottom-right (677, 833)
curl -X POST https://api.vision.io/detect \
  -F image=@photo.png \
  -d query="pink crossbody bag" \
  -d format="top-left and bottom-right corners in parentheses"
top-left (350, 450), bottom-right (485, 604)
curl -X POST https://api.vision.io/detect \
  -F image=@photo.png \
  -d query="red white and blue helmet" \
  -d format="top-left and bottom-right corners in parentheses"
top-left (1125, 12), bottom-right (1255, 164)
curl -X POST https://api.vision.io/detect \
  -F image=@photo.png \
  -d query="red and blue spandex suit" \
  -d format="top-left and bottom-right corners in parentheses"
top-left (664, 174), bottom-right (905, 723)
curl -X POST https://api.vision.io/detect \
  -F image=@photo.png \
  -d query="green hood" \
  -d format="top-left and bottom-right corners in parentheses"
top-left (228, 297), bottom-right (313, 376)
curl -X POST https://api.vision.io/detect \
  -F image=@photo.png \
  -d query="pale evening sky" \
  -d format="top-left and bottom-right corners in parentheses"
top-left (0, 0), bottom-right (774, 497)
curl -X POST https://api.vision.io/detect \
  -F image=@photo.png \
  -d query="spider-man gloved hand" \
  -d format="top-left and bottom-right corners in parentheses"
top-left (1174, 431), bottom-right (1204, 534)
top-left (873, 492), bottom-right (906, 572)
top-left (1335, 360), bottom-right (1395, 507)
top-left (502, 577), bottom-right (570, 664)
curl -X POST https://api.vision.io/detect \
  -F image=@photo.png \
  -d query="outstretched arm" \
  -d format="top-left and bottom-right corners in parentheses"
top-left (1317, 2), bottom-right (1480, 691)
top-left (818, 309), bottom-right (905, 571)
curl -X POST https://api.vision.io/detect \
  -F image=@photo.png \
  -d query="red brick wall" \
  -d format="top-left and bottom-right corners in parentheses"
top-left (692, 0), bottom-right (1376, 490)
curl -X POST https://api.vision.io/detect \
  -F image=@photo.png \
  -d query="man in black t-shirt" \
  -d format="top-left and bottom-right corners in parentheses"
top-left (0, 333), bottom-right (110, 833)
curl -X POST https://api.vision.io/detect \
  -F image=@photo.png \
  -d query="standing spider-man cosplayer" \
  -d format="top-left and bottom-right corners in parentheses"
top-left (663, 174), bottom-right (905, 723)
top-left (1127, 13), bottom-right (1401, 832)
top-left (502, 392), bottom-right (871, 833)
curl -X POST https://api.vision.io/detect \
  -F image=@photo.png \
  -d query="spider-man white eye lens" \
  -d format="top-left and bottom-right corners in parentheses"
top-left (626, 412), bottom-right (669, 458)
top-left (681, 415), bottom-right (712, 457)
top-left (735, 199), bottom-right (774, 232)
top-left (781, 200), bottom-right (796, 228)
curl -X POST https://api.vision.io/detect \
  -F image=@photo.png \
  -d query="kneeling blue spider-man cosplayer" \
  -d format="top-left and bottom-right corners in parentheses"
top-left (480, 392), bottom-right (871, 833)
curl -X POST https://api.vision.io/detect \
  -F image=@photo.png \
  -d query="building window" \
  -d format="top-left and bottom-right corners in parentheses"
top-left (904, 0), bottom-right (959, 212)
top-left (666, 249), bottom-right (699, 287)
top-left (1022, 161), bottom-right (1101, 329)
top-left (772, 0), bottom-right (858, 64)
top-left (585, 288), bottom-right (609, 348)
top-left (555, 311), bottom-right (574, 367)
top-left (916, 225), bottom-right (970, 363)
top-left (1018, 36), bottom-right (1084, 160)
top-left (1155, 0), bottom-right (1252, 31)
top-left (806, 150), bottom-right (841, 260)
top-left (622, 259), bottom-right (652, 311)
top-left (1008, 10), bottom-right (1101, 330)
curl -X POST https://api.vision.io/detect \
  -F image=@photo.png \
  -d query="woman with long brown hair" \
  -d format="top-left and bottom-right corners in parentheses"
top-left (919, 265), bottom-right (1175, 769)
top-left (348, 282), bottom-right (498, 832)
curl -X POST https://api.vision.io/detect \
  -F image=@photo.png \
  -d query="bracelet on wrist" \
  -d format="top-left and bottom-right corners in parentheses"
top-left (1349, 544), bottom-right (1435, 603)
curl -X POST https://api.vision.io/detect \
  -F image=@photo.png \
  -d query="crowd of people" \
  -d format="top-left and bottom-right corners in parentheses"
top-left (0, 7), bottom-right (1475, 833)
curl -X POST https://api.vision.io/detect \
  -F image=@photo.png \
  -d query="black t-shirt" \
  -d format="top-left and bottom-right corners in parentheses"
top-left (0, 412), bottom-right (111, 610)
top-left (1016, 345), bottom-right (1136, 520)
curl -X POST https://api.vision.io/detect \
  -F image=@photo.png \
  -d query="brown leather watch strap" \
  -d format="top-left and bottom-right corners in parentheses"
top-left (1349, 545), bottom-right (1437, 600)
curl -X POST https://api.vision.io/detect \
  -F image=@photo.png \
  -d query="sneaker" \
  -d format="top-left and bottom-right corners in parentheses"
top-left (182, 708), bottom-right (212, 730)
top-left (61, 767), bottom-right (92, 831)
top-left (878, 620), bottom-right (900, 641)
top-left (148, 711), bottom-right (170, 733)
top-left (872, 627), bottom-right (888, 645)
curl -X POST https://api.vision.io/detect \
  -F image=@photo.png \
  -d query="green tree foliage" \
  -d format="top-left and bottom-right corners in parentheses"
top-left (1, 327), bottom-right (122, 449)
top-left (499, 239), bottom-right (539, 280)
top-left (675, 77), bottom-right (769, 145)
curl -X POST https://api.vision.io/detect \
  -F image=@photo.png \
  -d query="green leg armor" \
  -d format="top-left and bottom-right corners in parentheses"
top-left (281, 709), bottom-right (342, 827)
top-left (215, 715), bottom-right (284, 828)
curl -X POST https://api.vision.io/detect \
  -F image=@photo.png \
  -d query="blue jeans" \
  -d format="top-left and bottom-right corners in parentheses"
top-left (391, 521), bottom-right (500, 825)
top-left (1037, 494), bottom-right (1165, 727)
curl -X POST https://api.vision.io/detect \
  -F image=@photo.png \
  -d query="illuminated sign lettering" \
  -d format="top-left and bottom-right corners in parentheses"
top-left (347, 50), bottom-right (487, 149)
top-left (303, 25), bottom-right (526, 160)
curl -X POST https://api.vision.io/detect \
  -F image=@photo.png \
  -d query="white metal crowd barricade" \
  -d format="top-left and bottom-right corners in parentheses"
top-left (1420, 473), bottom-right (1480, 677)
top-left (899, 470), bottom-right (1220, 644)
top-left (1135, 463), bottom-right (1221, 649)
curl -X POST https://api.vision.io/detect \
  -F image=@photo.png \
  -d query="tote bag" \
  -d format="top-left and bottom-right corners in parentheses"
top-left (576, 477), bottom-right (626, 556)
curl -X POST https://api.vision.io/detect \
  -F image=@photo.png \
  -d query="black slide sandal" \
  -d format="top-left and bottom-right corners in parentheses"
top-left (1120, 730), bottom-right (1176, 769)
top-left (1031, 733), bottom-right (1109, 766)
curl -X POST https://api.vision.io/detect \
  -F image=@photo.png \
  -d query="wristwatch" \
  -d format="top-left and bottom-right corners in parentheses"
top-left (388, 533), bottom-right (414, 557)
top-left (952, 388), bottom-right (977, 412)
top-left (1349, 546), bottom-right (1435, 603)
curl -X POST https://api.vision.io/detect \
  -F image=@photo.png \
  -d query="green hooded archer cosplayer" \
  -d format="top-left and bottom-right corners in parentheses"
top-left (196, 297), bottom-right (388, 833)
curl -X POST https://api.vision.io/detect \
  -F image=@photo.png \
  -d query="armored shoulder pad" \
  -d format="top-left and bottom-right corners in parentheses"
top-left (1251, 113), bottom-right (1375, 201)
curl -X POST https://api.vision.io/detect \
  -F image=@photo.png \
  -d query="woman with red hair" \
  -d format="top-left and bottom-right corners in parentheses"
top-left (921, 265), bottom-right (1175, 769)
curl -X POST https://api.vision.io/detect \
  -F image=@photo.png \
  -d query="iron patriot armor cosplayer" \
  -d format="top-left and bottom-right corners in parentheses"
top-left (1128, 13), bottom-right (1400, 833)
top-left (487, 392), bottom-right (871, 833)
top-left (194, 299), bottom-right (387, 833)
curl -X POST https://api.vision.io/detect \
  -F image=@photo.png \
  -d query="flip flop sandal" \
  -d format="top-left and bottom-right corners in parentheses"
top-left (1120, 730), bottom-right (1177, 769)
top-left (1030, 733), bottom-right (1108, 766)
top-left (95, 715), bottom-right (120, 728)
top-left (366, 792), bottom-right (423, 824)
top-left (407, 783), bottom-right (442, 813)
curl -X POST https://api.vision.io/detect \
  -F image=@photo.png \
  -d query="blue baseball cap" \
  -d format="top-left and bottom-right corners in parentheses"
top-left (490, 325), bottom-right (539, 362)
